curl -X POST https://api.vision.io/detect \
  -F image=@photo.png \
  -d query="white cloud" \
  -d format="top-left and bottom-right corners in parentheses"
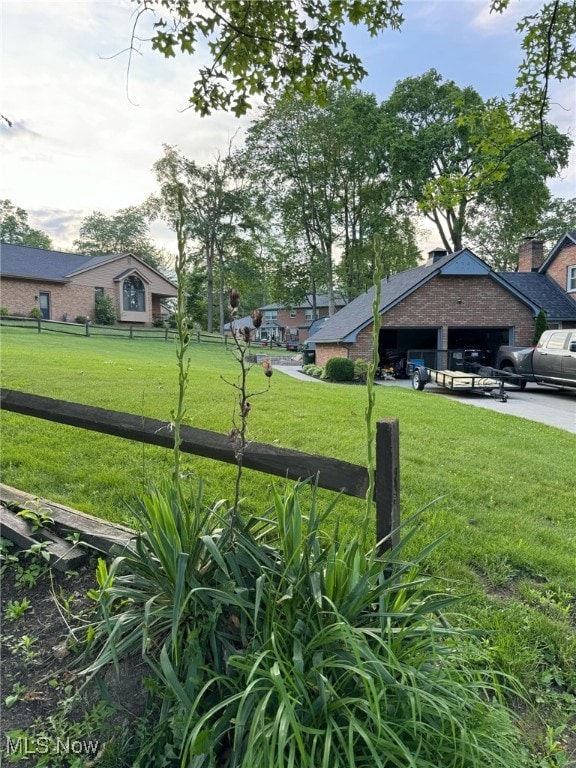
top-left (1, 0), bottom-right (574, 257)
top-left (1, 0), bottom-right (253, 246)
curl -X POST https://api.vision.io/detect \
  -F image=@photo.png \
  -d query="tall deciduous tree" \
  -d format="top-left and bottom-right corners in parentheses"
top-left (246, 88), bottom-right (418, 308)
top-left (466, 196), bottom-right (576, 270)
top-left (383, 70), bottom-right (571, 253)
top-left (152, 144), bottom-right (261, 332)
top-left (74, 206), bottom-right (163, 268)
top-left (131, 0), bottom-right (403, 115)
top-left (0, 199), bottom-right (52, 249)
top-left (534, 197), bottom-right (576, 248)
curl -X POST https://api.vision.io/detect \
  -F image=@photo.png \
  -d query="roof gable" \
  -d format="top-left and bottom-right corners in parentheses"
top-left (439, 251), bottom-right (490, 276)
top-left (113, 267), bottom-right (151, 284)
top-left (539, 231), bottom-right (576, 273)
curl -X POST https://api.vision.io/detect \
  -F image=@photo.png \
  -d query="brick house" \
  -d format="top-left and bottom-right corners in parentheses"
top-left (308, 234), bottom-right (576, 370)
top-left (0, 243), bottom-right (178, 325)
top-left (257, 294), bottom-right (347, 344)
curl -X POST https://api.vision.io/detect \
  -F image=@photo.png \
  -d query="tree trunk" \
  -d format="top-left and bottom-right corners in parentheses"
top-left (206, 237), bottom-right (214, 332)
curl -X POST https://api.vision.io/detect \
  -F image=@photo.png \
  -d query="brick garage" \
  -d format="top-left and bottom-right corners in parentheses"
top-left (311, 238), bottom-right (576, 370)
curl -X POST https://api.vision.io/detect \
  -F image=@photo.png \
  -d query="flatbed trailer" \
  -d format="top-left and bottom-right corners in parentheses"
top-left (411, 366), bottom-right (510, 402)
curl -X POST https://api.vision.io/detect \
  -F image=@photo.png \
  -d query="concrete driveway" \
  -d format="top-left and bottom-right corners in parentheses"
top-left (274, 365), bottom-right (576, 434)
top-left (381, 377), bottom-right (576, 434)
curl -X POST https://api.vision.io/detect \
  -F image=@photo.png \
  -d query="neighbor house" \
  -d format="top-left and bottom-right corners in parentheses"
top-left (307, 235), bottom-right (576, 369)
top-left (257, 294), bottom-right (347, 344)
top-left (0, 243), bottom-right (178, 325)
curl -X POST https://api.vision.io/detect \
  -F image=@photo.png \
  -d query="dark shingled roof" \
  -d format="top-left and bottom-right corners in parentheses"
top-left (0, 242), bottom-right (178, 291)
top-left (259, 293), bottom-right (346, 311)
top-left (0, 242), bottom-right (117, 282)
top-left (497, 272), bottom-right (576, 320)
top-left (308, 252), bottom-right (459, 343)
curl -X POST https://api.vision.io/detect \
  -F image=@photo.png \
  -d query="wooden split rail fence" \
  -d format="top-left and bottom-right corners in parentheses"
top-left (0, 388), bottom-right (400, 560)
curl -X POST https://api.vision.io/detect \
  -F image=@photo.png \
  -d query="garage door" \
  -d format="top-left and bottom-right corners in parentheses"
top-left (447, 328), bottom-right (510, 365)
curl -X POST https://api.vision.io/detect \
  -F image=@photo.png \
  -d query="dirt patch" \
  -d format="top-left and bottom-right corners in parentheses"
top-left (0, 558), bottom-right (98, 733)
top-left (0, 548), bottom-right (149, 765)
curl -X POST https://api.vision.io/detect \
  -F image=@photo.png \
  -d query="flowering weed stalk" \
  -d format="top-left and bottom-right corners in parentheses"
top-left (222, 293), bottom-right (272, 512)
top-left (364, 234), bottom-right (384, 548)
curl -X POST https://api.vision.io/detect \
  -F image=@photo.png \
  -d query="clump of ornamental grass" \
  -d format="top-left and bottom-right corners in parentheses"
top-left (82, 480), bottom-right (525, 768)
top-left (176, 482), bottom-right (525, 768)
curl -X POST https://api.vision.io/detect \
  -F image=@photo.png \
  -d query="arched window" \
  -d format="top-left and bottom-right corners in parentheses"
top-left (123, 275), bottom-right (145, 312)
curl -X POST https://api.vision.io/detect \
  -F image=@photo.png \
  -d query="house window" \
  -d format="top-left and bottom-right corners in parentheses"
top-left (95, 287), bottom-right (104, 297)
top-left (290, 309), bottom-right (297, 318)
top-left (264, 310), bottom-right (277, 320)
top-left (123, 275), bottom-right (146, 312)
top-left (304, 309), bottom-right (314, 321)
top-left (568, 266), bottom-right (576, 292)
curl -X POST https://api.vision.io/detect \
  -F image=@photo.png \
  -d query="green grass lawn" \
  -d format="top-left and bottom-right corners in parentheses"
top-left (1, 326), bottom-right (576, 748)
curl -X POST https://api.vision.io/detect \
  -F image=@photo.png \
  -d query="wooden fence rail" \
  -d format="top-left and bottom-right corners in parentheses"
top-left (0, 388), bottom-right (400, 550)
top-left (0, 316), bottom-right (229, 345)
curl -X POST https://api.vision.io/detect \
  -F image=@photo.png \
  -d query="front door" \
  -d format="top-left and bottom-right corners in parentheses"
top-left (39, 292), bottom-right (51, 320)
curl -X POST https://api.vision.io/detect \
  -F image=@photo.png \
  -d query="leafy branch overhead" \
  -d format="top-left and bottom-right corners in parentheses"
top-left (133, 0), bottom-right (404, 115)
top-left (133, 0), bottom-right (574, 119)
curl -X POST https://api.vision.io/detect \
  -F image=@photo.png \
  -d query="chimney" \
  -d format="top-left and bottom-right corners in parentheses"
top-left (518, 237), bottom-right (544, 272)
top-left (426, 247), bottom-right (448, 266)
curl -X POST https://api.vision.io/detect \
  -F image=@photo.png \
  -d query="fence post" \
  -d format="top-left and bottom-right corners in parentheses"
top-left (129, 326), bottom-right (133, 340)
top-left (197, 330), bottom-right (200, 343)
top-left (375, 419), bottom-right (400, 553)
top-left (36, 318), bottom-right (42, 333)
top-left (165, 325), bottom-right (169, 341)
top-left (85, 321), bottom-right (90, 337)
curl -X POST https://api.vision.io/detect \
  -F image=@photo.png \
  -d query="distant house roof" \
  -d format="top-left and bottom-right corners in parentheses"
top-left (305, 317), bottom-right (330, 349)
top-left (309, 248), bottom-right (540, 344)
top-left (259, 293), bottom-right (346, 311)
top-left (0, 242), bottom-right (177, 290)
top-left (223, 315), bottom-right (255, 332)
top-left (0, 243), bottom-right (112, 283)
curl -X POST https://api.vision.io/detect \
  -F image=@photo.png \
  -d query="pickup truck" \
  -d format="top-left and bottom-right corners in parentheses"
top-left (495, 329), bottom-right (576, 390)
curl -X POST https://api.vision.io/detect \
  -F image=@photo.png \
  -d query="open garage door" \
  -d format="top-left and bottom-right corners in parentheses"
top-left (447, 327), bottom-right (510, 366)
top-left (379, 328), bottom-right (440, 375)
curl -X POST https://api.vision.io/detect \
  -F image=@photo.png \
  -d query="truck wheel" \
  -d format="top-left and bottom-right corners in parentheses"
top-left (412, 369), bottom-right (426, 391)
top-left (502, 365), bottom-right (526, 390)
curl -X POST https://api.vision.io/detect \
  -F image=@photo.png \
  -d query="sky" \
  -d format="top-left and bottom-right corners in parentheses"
top-left (1, 0), bottom-right (575, 256)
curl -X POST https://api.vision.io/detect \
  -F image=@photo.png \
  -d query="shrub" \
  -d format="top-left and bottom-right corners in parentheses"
top-left (0, 306), bottom-right (9, 316)
top-left (353, 357), bottom-right (371, 383)
top-left (28, 307), bottom-right (42, 319)
top-left (152, 316), bottom-right (166, 327)
top-left (532, 309), bottom-right (549, 345)
top-left (94, 292), bottom-right (116, 325)
top-left (302, 364), bottom-right (324, 377)
top-left (325, 356), bottom-right (355, 382)
top-left (74, 315), bottom-right (89, 325)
